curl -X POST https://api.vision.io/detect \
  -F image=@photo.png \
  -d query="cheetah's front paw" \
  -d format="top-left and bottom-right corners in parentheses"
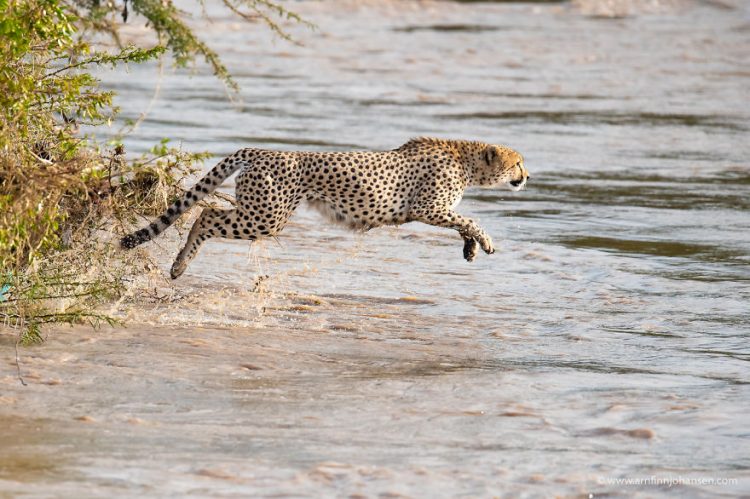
top-left (478, 234), bottom-right (495, 255)
top-left (463, 238), bottom-right (479, 262)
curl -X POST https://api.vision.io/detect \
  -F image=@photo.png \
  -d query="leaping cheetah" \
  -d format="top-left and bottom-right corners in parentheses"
top-left (121, 137), bottom-right (529, 278)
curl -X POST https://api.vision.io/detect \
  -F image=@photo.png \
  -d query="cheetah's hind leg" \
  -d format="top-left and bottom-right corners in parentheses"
top-left (170, 208), bottom-right (256, 279)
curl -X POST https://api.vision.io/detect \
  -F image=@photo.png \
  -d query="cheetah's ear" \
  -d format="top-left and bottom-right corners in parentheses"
top-left (483, 145), bottom-right (498, 166)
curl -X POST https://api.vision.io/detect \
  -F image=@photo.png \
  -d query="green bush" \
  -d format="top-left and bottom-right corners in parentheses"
top-left (0, 0), bottom-right (303, 341)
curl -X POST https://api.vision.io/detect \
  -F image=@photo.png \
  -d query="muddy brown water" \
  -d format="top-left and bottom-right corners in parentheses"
top-left (2, 0), bottom-right (749, 496)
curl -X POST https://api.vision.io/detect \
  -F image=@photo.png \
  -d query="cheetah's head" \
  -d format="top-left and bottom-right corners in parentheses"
top-left (475, 145), bottom-right (529, 191)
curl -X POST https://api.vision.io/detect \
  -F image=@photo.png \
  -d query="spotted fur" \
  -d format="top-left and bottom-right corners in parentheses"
top-left (120, 137), bottom-right (528, 279)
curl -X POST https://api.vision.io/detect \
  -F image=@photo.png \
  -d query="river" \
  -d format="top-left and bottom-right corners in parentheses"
top-left (1, 0), bottom-right (749, 496)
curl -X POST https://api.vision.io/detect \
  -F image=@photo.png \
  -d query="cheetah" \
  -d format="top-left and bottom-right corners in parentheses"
top-left (121, 137), bottom-right (529, 278)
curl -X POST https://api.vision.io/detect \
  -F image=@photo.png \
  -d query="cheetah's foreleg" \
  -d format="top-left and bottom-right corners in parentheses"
top-left (410, 209), bottom-right (494, 261)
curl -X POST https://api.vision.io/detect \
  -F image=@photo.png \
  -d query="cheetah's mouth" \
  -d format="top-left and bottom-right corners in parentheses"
top-left (506, 177), bottom-right (527, 192)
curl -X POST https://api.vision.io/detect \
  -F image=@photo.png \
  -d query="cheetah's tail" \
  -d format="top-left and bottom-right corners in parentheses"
top-left (120, 149), bottom-right (253, 249)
